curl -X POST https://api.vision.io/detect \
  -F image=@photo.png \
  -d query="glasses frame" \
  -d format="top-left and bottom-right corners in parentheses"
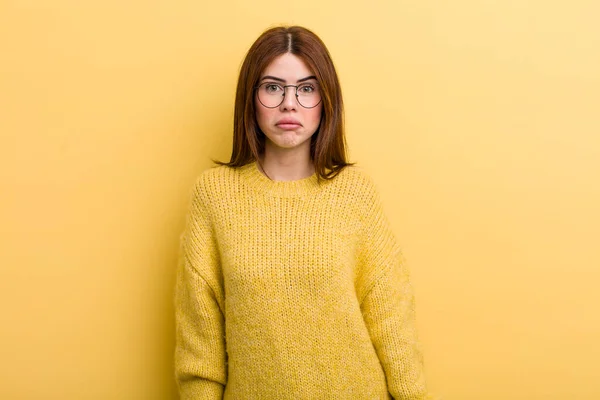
top-left (254, 82), bottom-right (322, 109)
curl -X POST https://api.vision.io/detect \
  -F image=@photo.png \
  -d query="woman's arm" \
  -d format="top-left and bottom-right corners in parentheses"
top-left (174, 176), bottom-right (226, 399)
top-left (360, 256), bottom-right (430, 400)
top-left (356, 174), bottom-right (431, 400)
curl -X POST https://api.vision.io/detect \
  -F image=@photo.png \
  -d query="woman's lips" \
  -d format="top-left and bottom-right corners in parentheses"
top-left (276, 123), bottom-right (302, 130)
top-left (276, 119), bottom-right (302, 130)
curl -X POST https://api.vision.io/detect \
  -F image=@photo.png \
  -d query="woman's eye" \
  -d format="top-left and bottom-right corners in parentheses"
top-left (265, 84), bottom-right (282, 93)
top-left (299, 85), bottom-right (314, 93)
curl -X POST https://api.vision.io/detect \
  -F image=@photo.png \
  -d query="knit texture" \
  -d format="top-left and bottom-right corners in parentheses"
top-left (174, 162), bottom-right (431, 400)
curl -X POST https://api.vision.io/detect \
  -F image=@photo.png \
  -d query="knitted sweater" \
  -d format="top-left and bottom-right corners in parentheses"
top-left (174, 162), bottom-right (430, 400)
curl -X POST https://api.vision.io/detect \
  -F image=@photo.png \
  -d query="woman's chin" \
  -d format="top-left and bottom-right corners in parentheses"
top-left (266, 134), bottom-right (308, 150)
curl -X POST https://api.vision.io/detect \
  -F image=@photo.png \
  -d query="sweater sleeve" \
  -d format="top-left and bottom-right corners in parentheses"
top-left (357, 176), bottom-right (431, 400)
top-left (174, 176), bottom-right (226, 399)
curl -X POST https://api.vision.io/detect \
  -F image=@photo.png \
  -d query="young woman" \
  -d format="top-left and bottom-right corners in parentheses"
top-left (174, 26), bottom-right (432, 399)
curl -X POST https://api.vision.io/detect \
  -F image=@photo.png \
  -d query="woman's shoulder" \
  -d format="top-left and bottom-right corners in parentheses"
top-left (196, 164), bottom-right (236, 183)
top-left (190, 164), bottom-right (240, 199)
top-left (330, 164), bottom-right (380, 195)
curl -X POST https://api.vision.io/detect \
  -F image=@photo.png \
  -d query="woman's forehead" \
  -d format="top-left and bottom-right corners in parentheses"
top-left (261, 53), bottom-right (315, 82)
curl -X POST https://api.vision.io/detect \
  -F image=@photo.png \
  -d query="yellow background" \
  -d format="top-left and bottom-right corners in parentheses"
top-left (1, 1), bottom-right (599, 399)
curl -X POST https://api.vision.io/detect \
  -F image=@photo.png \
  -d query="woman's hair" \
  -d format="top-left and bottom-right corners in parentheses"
top-left (215, 25), bottom-right (353, 180)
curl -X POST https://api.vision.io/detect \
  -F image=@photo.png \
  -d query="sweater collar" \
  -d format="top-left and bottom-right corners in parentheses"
top-left (239, 162), bottom-right (322, 198)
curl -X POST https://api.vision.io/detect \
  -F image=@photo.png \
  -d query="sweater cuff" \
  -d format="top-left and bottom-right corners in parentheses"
top-left (179, 378), bottom-right (224, 400)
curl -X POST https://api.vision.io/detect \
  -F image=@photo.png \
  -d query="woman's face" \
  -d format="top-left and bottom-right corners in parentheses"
top-left (255, 53), bottom-right (323, 155)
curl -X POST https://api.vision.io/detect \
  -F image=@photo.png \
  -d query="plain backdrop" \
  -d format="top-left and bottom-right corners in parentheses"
top-left (1, 1), bottom-right (599, 399)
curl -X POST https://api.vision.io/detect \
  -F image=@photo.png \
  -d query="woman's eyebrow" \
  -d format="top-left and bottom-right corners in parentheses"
top-left (260, 75), bottom-right (317, 83)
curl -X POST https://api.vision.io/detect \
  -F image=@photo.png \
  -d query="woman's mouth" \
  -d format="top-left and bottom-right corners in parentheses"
top-left (276, 118), bottom-right (302, 130)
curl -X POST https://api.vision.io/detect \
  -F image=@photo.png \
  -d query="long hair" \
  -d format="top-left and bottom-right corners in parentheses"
top-left (214, 26), bottom-right (353, 180)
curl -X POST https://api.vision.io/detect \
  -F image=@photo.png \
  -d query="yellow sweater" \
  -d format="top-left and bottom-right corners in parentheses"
top-left (174, 162), bottom-right (430, 399)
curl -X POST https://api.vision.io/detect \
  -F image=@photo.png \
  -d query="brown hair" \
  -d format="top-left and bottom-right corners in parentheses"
top-left (214, 25), bottom-right (353, 180)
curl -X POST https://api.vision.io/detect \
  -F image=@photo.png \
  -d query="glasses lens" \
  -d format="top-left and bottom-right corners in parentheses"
top-left (257, 83), bottom-right (285, 108)
top-left (296, 83), bottom-right (321, 108)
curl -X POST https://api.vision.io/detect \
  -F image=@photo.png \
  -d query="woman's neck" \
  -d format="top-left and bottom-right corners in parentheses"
top-left (258, 144), bottom-right (315, 182)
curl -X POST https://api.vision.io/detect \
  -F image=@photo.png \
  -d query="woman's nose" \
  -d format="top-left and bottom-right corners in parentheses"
top-left (280, 86), bottom-right (298, 111)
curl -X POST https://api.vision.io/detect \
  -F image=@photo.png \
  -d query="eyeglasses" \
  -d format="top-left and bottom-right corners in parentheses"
top-left (255, 81), bottom-right (322, 109)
